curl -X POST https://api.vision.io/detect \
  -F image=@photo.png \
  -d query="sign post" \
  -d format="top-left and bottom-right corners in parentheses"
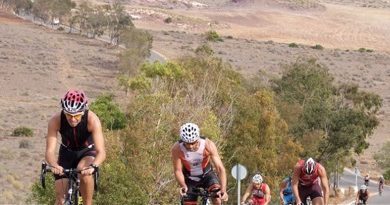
top-left (231, 164), bottom-right (247, 205)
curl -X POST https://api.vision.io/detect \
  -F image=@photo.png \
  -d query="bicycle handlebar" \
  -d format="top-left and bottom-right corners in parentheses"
top-left (40, 161), bottom-right (99, 190)
top-left (184, 187), bottom-right (222, 197)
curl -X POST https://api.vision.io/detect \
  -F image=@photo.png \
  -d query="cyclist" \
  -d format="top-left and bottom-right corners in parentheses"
top-left (171, 122), bottom-right (228, 204)
top-left (355, 185), bottom-right (369, 205)
top-left (292, 157), bottom-right (329, 205)
top-left (241, 174), bottom-right (271, 205)
top-left (45, 89), bottom-right (106, 205)
top-left (378, 175), bottom-right (384, 195)
top-left (279, 176), bottom-right (294, 205)
top-left (364, 174), bottom-right (370, 186)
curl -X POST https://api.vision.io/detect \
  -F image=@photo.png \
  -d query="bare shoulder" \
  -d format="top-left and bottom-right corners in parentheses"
top-left (87, 110), bottom-right (99, 120)
top-left (48, 112), bottom-right (61, 127)
top-left (171, 142), bottom-right (180, 153)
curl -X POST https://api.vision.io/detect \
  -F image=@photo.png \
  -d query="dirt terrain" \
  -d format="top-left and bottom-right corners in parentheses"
top-left (0, 0), bottom-right (390, 203)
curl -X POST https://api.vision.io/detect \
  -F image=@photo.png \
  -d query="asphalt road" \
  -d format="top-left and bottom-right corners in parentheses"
top-left (340, 168), bottom-right (389, 205)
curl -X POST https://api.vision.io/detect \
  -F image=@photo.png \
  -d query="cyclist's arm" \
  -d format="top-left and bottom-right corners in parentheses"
top-left (171, 143), bottom-right (186, 189)
top-left (279, 180), bottom-right (287, 205)
top-left (318, 164), bottom-right (329, 205)
top-left (88, 111), bottom-right (106, 167)
top-left (207, 139), bottom-right (227, 194)
top-left (292, 165), bottom-right (301, 205)
top-left (264, 183), bottom-right (271, 205)
top-left (45, 113), bottom-right (61, 168)
top-left (241, 183), bottom-right (252, 204)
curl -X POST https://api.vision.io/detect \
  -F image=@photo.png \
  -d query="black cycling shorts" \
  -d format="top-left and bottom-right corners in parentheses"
top-left (182, 171), bottom-right (221, 202)
top-left (54, 146), bottom-right (96, 180)
top-left (298, 182), bottom-right (322, 204)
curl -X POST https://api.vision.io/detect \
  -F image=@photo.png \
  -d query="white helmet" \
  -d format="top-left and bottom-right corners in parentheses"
top-left (252, 174), bottom-right (263, 184)
top-left (360, 185), bottom-right (367, 190)
top-left (180, 123), bottom-right (200, 143)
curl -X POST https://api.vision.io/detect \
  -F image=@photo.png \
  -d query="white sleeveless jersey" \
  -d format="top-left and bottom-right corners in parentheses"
top-left (179, 138), bottom-right (210, 180)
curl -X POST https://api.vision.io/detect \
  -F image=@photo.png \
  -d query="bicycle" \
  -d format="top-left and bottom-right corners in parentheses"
top-left (356, 199), bottom-right (367, 205)
top-left (40, 161), bottom-right (99, 205)
top-left (180, 187), bottom-right (221, 205)
top-left (379, 183), bottom-right (383, 196)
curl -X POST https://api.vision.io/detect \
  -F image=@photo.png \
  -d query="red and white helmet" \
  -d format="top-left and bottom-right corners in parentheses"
top-left (61, 89), bottom-right (88, 114)
top-left (303, 158), bottom-right (316, 175)
top-left (252, 174), bottom-right (263, 184)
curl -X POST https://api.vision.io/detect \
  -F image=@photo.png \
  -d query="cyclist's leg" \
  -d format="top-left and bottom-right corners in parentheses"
top-left (203, 171), bottom-right (222, 205)
top-left (308, 183), bottom-right (323, 205)
top-left (77, 155), bottom-right (95, 205)
top-left (182, 178), bottom-right (198, 205)
top-left (55, 147), bottom-right (76, 205)
top-left (298, 185), bottom-right (310, 205)
top-left (54, 177), bottom-right (69, 205)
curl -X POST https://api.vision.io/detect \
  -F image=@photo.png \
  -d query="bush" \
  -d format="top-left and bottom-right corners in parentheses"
top-left (164, 17), bottom-right (172, 23)
top-left (27, 175), bottom-right (55, 204)
top-left (288, 43), bottom-right (298, 48)
top-left (19, 139), bottom-right (33, 149)
top-left (195, 44), bottom-right (214, 56)
top-left (205, 30), bottom-right (223, 42)
top-left (311, 44), bottom-right (324, 50)
top-left (89, 94), bottom-right (127, 130)
top-left (384, 169), bottom-right (390, 180)
top-left (12, 127), bottom-right (33, 137)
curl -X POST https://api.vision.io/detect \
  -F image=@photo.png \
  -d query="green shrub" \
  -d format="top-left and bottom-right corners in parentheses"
top-left (311, 44), bottom-right (324, 50)
top-left (195, 44), bottom-right (214, 56)
top-left (12, 127), bottom-right (33, 137)
top-left (288, 43), bottom-right (298, 48)
top-left (19, 139), bottom-right (33, 149)
top-left (358, 48), bottom-right (366, 52)
top-left (89, 94), bottom-right (127, 130)
top-left (205, 30), bottom-right (223, 42)
top-left (359, 48), bottom-right (374, 52)
top-left (164, 17), bottom-right (172, 23)
top-left (27, 175), bottom-right (55, 204)
top-left (384, 169), bottom-right (390, 180)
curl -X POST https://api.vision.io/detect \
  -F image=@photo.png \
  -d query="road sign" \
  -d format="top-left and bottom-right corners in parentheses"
top-left (231, 164), bottom-right (248, 205)
top-left (231, 164), bottom-right (247, 180)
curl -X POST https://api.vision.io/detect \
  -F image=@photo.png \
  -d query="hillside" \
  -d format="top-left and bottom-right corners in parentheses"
top-left (1, 0), bottom-right (390, 203)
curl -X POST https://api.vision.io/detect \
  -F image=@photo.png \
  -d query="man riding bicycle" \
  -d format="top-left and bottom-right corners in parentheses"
top-left (292, 158), bottom-right (329, 205)
top-left (241, 174), bottom-right (271, 205)
top-left (45, 89), bottom-right (106, 205)
top-left (279, 176), bottom-right (295, 205)
top-left (378, 175), bottom-right (384, 195)
top-left (171, 123), bottom-right (228, 204)
top-left (364, 174), bottom-right (370, 186)
top-left (355, 185), bottom-right (369, 205)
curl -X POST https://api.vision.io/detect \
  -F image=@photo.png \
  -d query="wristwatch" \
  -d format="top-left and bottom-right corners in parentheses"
top-left (90, 164), bottom-right (99, 171)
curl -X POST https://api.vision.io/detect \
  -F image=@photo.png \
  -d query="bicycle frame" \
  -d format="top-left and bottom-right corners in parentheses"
top-left (181, 187), bottom-right (220, 205)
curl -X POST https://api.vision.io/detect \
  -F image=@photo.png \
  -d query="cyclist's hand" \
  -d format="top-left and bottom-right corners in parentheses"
top-left (220, 192), bottom-right (228, 202)
top-left (81, 166), bottom-right (94, 176)
top-left (51, 165), bottom-right (64, 175)
top-left (180, 187), bottom-right (188, 196)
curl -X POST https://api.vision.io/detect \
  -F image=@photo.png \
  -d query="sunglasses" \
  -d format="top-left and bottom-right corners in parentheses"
top-left (184, 140), bottom-right (198, 146)
top-left (64, 112), bottom-right (84, 120)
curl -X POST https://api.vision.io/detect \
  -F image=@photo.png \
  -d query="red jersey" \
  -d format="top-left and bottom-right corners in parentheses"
top-left (251, 183), bottom-right (268, 205)
top-left (297, 159), bottom-right (320, 186)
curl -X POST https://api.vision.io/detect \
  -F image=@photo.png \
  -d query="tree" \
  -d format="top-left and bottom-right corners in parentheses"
top-left (106, 1), bottom-right (133, 45)
top-left (272, 58), bottom-right (382, 171)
